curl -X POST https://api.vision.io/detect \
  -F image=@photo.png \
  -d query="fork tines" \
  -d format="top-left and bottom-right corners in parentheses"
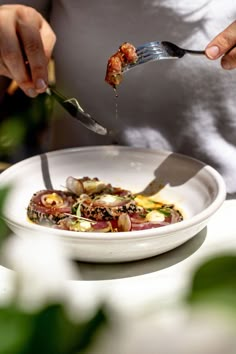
top-left (135, 41), bottom-right (166, 64)
top-left (136, 41), bottom-right (162, 53)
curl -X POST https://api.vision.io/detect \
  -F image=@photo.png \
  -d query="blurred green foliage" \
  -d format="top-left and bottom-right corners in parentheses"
top-left (0, 89), bottom-right (54, 162)
top-left (0, 303), bottom-right (106, 354)
top-left (187, 254), bottom-right (236, 314)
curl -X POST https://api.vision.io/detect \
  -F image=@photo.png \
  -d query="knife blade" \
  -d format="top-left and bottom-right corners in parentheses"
top-left (46, 87), bottom-right (108, 135)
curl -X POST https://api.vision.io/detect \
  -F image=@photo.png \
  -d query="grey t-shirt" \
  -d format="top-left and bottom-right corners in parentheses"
top-left (1, 0), bottom-right (236, 193)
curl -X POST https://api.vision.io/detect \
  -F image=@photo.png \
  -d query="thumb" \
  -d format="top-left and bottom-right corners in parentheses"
top-left (205, 20), bottom-right (236, 60)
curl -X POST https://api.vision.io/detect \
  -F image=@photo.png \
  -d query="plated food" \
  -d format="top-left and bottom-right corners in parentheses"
top-left (0, 146), bottom-right (226, 262)
top-left (105, 42), bottom-right (137, 88)
top-left (27, 176), bottom-right (183, 233)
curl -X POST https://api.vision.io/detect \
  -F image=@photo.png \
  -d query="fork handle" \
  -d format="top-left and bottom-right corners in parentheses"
top-left (184, 49), bottom-right (205, 55)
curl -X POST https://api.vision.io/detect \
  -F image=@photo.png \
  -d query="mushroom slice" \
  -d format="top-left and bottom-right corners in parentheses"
top-left (118, 213), bottom-right (132, 232)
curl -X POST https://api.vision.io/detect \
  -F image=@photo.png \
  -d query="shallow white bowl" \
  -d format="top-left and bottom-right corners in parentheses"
top-left (0, 146), bottom-right (226, 263)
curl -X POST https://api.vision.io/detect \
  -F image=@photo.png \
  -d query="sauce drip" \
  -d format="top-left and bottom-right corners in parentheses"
top-left (114, 88), bottom-right (119, 120)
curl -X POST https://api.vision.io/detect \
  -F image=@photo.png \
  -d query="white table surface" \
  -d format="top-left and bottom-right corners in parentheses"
top-left (0, 199), bottom-right (236, 315)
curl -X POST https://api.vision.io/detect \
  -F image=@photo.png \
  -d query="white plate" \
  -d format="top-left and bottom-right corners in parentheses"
top-left (0, 146), bottom-right (226, 263)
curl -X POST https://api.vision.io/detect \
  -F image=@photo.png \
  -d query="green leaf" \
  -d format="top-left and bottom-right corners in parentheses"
top-left (0, 300), bottom-right (106, 354)
top-left (0, 305), bottom-right (33, 354)
top-left (20, 304), bottom-right (107, 354)
top-left (21, 303), bottom-right (74, 354)
top-left (187, 254), bottom-right (236, 311)
top-left (0, 118), bottom-right (26, 154)
top-left (0, 186), bottom-right (12, 245)
top-left (69, 307), bottom-right (107, 354)
top-left (158, 207), bottom-right (171, 216)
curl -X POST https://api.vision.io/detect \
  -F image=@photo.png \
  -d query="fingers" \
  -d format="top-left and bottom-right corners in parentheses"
top-left (205, 20), bottom-right (236, 70)
top-left (0, 6), bottom-right (32, 95)
top-left (17, 20), bottom-right (49, 95)
top-left (40, 19), bottom-right (57, 61)
top-left (0, 5), bottom-right (56, 97)
top-left (17, 7), bottom-right (56, 94)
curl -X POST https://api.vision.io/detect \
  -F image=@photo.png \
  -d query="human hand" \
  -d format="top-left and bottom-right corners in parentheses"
top-left (0, 4), bottom-right (56, 97)
top-left (205, 21), bottom-right (236, 70)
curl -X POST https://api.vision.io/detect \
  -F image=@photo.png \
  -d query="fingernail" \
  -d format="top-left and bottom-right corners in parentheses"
top-left (206, 45), bottom-right (220, 59)
top-left (222, 60), bottom-right (232, 70)
top-left (35, 78), bottom-right (47, 90)
top-left (27, 88), bottom-right (37, 97)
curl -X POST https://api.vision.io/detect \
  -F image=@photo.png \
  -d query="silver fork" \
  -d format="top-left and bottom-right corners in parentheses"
top-left (124, 41), bottom-right (205, 72)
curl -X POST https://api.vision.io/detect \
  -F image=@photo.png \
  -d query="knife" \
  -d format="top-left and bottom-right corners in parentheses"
top-left (46, 86), bottom-right (108, 135)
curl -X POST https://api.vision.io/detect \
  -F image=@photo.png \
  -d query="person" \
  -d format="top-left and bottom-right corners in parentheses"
top-left (0, 1), bottom-right (236, 196)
